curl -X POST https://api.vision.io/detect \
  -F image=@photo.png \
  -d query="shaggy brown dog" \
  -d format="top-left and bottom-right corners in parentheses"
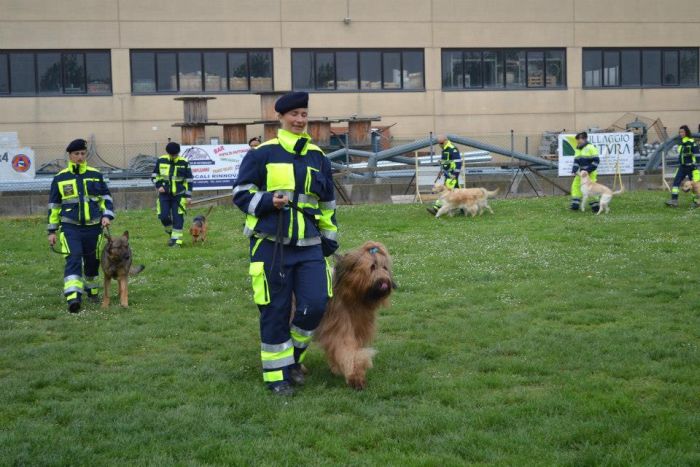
top-left (101, 231), bottom-right (145, 308)
top-left (189, 206), bottom-right (213, 244)
top-left (315, 241), bottom-right (396, 390)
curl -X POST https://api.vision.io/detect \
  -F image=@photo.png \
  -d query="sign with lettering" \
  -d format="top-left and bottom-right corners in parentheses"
top-left (181, 144), bottom-right (250, 190)
top-left (558, 132), bottom-right (634, 176)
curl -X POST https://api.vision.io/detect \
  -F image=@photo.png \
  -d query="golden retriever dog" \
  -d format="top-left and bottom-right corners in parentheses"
top-left (432, 184), bottom-right (498, 217)
top-left (681, 179), bottom-right (700, 203)
top-left (315, 241), bottom-right (396, 390)
top-left (579, 170), bottom-right (624, 215)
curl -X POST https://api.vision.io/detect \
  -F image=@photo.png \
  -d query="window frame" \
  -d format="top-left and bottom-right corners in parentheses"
top-left (441, 48), bottom-right (567, 91)
top-left (0, 49), bottom-right (111, 97)
top-left (129, 48), bottom-right (274, 95)
top-left (291, 48), bottom-right (425, 93)
top-left (582, 47), bottom-right (699, 89)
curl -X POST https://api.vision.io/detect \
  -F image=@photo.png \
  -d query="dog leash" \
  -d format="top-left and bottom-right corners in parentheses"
top-left (49, 224), bottom-right (112, 257)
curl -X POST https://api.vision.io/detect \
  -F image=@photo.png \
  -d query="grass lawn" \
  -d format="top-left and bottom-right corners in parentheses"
top-left (0, 191), bottom-right (698, 466)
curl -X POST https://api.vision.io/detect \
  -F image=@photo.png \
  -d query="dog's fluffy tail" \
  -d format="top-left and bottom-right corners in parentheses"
top-left (612, 186), bottom-right (624, 195)
top-left (484, 188), bottom-right (499, 198)
top-left (129, 265), bottom-right (145, 276)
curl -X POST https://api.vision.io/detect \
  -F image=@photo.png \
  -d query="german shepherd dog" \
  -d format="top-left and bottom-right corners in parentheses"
top-left (316, 241), bottom-right (396, 390)
top-left (101, 231), bottom-right (145, 308)
top-left (190, 206), bottom-right (213, 244)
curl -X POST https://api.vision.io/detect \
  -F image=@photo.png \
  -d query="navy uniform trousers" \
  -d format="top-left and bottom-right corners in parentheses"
top-left (60, 223), bottom-right (102, 303)
top-left (249, 237), bottom-right (331, 386)
top-left (157, 193), bottom-right (186, 242)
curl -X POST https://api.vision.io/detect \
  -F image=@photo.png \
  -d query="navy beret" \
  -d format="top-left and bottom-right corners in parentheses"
top-left (274, 92), bottom-right (309, 115)
top-left (575, 131), bottom-right (588, 140)
top-left (166, 142), bottom-right (181, 155)
top-left (66, 139), bottom-right (87, 153)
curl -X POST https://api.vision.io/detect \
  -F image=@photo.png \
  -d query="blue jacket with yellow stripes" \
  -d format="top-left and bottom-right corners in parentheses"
top-left (151, 154), bottom-right (193, 197)
top-left (572, 142), bottom-right (600, 174)
top-left (233, 129), bottom-right (338, 247)
top-left (441, 140), bottom-right (462, 175)
top-left (47, 161), bottom-right (114, 233)
top-left (678, 136), bottom-right (699, 166)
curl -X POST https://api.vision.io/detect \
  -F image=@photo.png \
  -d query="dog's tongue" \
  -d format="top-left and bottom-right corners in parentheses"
top-left (379, 282), bottom-right (389, 291)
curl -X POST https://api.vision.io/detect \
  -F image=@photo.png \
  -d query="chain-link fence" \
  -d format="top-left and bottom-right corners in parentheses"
top-left (28, 132), bottom-right (551, 176)
top-left (33, 142), bottom-right (167, 179)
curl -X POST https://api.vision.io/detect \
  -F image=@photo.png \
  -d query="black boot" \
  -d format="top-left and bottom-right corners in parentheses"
top-left (268, 381), bottom-right (295, 396)
top-left (67, 299), bottom-right (81, 313)
top-left (426, 206), bottom-right (437, 215)
top-left (289, 365), bottom-right (305, 386)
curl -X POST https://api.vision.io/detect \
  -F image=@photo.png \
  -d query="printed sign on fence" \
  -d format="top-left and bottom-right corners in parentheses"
top-left (182, 144), bottom-right (250, 191)
top-left (558, 132), bottom-right (635, 176)
top-left (0, 147), bottom-right (35, 181)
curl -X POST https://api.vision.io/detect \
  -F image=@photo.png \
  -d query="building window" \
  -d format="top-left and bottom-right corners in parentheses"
top-left (442, 49), bottom-right (566, 90)
top-left (583, 48), bottom-right (699, 88)
top-left (0, 50), bottom-right (111, 96)
top-left (130, 49), bottom-right (273, 94)
top-left (292, 49), bottom-right (424, 91)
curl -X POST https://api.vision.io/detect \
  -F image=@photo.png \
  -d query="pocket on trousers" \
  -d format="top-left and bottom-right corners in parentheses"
top-left (249, 261), bottom-right (270, 305)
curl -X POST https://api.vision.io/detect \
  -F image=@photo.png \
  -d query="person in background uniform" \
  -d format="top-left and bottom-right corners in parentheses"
top-left (233, 91), bottom-right (339, 396)
top-left (666, 125), bottom-right (699, 208)
top-left (570, 132), bottom-right (601, 212)
top-left (427, 135), bottom-right (462, 215)
top-left (248, 137), bottom-right (261, 149)
top-left (47, 139), bottom-right (114, 313)
top-left (151, 142), bottom-right (193, 246)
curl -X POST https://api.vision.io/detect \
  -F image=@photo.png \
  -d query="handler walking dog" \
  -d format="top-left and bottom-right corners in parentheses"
top-left (233, 92), bottom-right (339, 396)
top-left (47, 138), bottom-right (114, 313)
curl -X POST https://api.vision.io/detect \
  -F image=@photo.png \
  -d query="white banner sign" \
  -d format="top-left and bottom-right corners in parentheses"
top-left (0, 147), bottom-right (35, 181)
top-left (181, 144), bottom-right (250, 191)
top-left (558, 132), bottom-right (634, 176)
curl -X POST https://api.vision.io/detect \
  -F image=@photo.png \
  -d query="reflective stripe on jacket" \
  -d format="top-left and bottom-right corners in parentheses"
top-left (151, 155), bottom-right (193, 197)
top-left (233, 129), bottom-right (338, 246)
top-left (47, 161), bottom-right (114, 232)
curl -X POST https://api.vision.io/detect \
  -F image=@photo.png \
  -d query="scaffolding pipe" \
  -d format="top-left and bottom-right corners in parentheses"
top-left (644, 133), bottom-right (700, 171)
top-left (447, 134), bottom-right (557, 168)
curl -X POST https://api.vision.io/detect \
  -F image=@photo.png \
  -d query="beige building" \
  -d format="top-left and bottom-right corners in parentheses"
top-left (1, 0), bottom-right (699, 164)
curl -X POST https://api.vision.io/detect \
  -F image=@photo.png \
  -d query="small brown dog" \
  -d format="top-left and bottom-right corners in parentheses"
top-left (433, 184), bottom-right (498, 217)
top-left (101, 231), bottom-right (145, 308)
top-left (315, 241), bottom-right (396, 390)
top-left (189, 206), bottom-right (213, 244)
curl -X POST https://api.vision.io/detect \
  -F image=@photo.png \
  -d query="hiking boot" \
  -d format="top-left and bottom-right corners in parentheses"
top-left (167, 238), bottom-right (178, 247)
top-left (67, 299), bottom-right (81, 313)
top-left (426, 207), bottom-right (437, 216)
top-left (665, 199), bottom-right (678, 207)
top-left (289, 365), bottom-right (305, 386)
top-left (692, 201), bottom-right (699, 209)
top-left (269, 381), bottom-right (295, 396)
top-left (87, 293), bottom-right (100, 304)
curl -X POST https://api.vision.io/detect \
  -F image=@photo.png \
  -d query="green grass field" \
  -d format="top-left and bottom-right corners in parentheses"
top-left (1, 191), bottom-right (698, 466)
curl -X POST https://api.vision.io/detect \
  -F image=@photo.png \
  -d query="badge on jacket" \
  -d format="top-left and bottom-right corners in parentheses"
top-left (63, 185), bottom-right (74, 196)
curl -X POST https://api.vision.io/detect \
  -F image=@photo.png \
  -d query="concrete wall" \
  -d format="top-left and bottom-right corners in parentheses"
top-left (1, 0), bottom-right (698, 160)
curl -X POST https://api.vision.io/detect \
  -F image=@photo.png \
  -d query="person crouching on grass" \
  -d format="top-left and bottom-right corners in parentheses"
top-left (233, 91), bottom-right (339, 396)
top-left (47, 138), bottom-right (114, 313)
top-left (569, 131), bottom-right (601, 213)
top-left (151, 142), bottom-right (193, 247)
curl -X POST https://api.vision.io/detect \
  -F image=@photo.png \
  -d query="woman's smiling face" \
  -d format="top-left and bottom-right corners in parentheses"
top-left (279, 108), bottom-right (308, 134)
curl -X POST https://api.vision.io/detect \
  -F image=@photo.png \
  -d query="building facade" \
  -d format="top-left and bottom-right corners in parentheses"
top-left (1, 0), bottom-right (699, 163)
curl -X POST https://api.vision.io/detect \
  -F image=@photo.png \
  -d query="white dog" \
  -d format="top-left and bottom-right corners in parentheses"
top-left (579, 170), bottom-right (623, 215)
